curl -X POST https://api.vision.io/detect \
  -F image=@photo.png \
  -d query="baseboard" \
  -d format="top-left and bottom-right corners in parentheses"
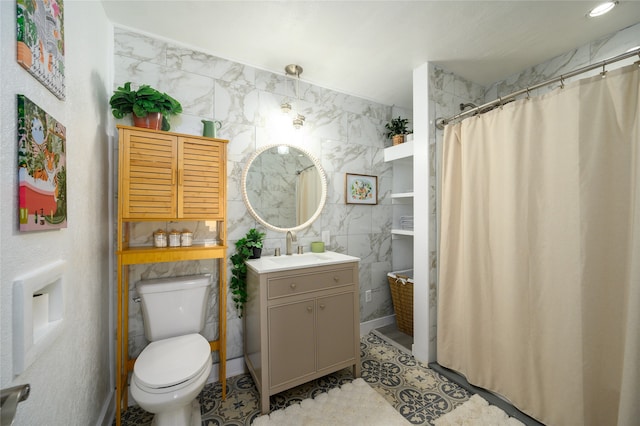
top-left (359, 315), bottom-right (395, 337)
top-left (205, 356), bottom-right (247, 384)
top-left (96, 390), bottom-right (115, 426)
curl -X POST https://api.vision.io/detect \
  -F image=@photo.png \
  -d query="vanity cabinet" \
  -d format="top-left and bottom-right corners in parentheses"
top-left (114, 125), bottom-right (228, 426)
top-left (244, 259), bottom-right (361, 414)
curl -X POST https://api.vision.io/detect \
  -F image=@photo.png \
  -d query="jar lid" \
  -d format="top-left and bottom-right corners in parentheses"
top-left (182, 230), bottom-right (193, 234)
top-left (154, 230), bottom-right (166, 235)
top-left (170, 230), bottom-right (180, 235)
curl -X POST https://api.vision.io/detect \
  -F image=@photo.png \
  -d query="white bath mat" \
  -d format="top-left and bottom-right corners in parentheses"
top-left (434, 394), bottom-right (525, 426)
top-left (251, 378), bottom-right (411, 426)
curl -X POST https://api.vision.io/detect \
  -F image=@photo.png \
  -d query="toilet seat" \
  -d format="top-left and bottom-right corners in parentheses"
top-left (134, 334), bottom-right (211, 391)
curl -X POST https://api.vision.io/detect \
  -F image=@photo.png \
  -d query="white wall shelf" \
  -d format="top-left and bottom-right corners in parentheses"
top-left (384, 142), bottom-right (414, 273)
top-left (391, 229), bottom-right (414, 236)
top-left (384, 140), bottom-right (414, 162)
top-left (391, 192), bottom-right (414, 199)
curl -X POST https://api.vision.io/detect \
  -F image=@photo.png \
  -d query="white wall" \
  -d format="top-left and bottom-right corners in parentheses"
top-left (0, 2), bottom-right (113, 424)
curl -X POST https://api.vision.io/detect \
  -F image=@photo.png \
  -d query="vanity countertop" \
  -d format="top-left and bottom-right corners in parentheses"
top-left (246, 251), bottom-right (360, 274)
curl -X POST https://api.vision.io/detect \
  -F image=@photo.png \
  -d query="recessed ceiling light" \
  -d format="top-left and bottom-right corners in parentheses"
top-left (588, 1), bottom-right (617, 17)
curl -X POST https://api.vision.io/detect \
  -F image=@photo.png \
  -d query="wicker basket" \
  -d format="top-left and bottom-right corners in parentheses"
top-left (392, 134), bottom-right (405, 146)
top-left (387, 270), bottom-right (414, 336)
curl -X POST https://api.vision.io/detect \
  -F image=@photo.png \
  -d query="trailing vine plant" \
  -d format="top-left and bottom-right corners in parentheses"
top-left (230, 228), bottom-right (265, 317)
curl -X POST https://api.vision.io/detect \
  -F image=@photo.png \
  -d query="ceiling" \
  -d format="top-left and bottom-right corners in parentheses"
top-left (101, 1), bottom-right (640, 109)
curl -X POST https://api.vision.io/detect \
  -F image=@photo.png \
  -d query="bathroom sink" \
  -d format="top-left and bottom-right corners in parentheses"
top-left (246, 251), bottom-right (359, 273)
top-left (265, 253), bottom-right (330, 266)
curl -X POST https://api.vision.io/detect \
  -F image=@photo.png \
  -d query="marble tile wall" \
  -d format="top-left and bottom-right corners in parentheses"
top-left (113, 28), bottom-right (397, 360)
top-left (485, 23), bottom-right (640, 100)
top-left (428, 65), bottom-right (485, 355)
top-left (427, 21), bottom-right (639, 356)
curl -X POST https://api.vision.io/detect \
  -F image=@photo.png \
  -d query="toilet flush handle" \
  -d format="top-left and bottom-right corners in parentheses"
top-left (132, 296), bottom-right (141, 303)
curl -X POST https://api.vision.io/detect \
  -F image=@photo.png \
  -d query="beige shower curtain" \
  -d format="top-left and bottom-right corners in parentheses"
top-left (296, 168), bottom-right (321, 225)
top-left (438, 64), bottom-right (639, 426)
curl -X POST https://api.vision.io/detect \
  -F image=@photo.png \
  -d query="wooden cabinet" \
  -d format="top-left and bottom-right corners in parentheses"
top-left (114, 126), bottom-right (228, 426)
top-left (119, 127), bottom-right (225, 219)
top-left (244, 259), bottom-right (360, 414)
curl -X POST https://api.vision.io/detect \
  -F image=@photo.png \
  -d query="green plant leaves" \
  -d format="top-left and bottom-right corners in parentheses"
top-left (384, 116), bottom-right (410, 138)
top-left (229, 229), bottom-right (266, 317)
top-left (109, 82), bottom-right (182, 130)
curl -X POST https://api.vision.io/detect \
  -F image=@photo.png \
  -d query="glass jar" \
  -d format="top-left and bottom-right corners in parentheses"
top-left (181, 230), bottom-right (193, 247)
top-left (168, 230), bottom-right (181, 247)
top-left (153, 230), bottom-right (167, 248)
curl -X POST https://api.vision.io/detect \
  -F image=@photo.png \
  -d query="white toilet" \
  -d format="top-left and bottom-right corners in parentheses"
top-left (130, 275), bottom-right (213, 426)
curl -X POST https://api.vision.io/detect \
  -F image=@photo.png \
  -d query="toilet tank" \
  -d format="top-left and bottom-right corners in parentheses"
top-left (136, 274), bottom-right (211, 341)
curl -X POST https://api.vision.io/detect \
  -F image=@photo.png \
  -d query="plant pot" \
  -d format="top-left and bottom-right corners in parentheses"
top-left (392, 134), bottom-right (405, 146)
top-left (249, 247), bottom-right (262, 259)
top-left (132, 112), bottom-right (162, 130)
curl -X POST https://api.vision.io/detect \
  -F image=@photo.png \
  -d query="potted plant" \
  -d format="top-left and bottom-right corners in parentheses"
top-left (109, 82), bottom-right (183, 131)
top-left (245, 228), bottom-right (266, 259)
top-left (384, 116), bottom-right (411, 146)
top-left (229, 228), bottom-right (265, 317)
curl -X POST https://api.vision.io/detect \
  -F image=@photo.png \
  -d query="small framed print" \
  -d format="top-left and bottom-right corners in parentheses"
top-left (345, 173), bottom-right (377, 205)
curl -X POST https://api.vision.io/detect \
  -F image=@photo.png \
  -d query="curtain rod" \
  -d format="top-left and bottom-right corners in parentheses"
top-left (435, 47), bottom-right (640, 130)
top-left (296, 165), bottom-right (314, 175)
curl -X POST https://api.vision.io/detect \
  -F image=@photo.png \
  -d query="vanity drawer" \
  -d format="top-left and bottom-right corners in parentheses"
top-left (267, 268), bottom-right (353, 299)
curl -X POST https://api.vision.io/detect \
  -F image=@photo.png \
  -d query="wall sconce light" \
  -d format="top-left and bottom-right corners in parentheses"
top-left (281, 64), bottom-right (306, 129)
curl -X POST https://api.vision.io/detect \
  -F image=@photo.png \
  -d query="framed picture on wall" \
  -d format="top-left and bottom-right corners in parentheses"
top-left (16, 0), bottom-right (66, 100)
top-left (345, 173), bottom-right (378, 205)
top-left (17, 94), bottom-right (67, 231)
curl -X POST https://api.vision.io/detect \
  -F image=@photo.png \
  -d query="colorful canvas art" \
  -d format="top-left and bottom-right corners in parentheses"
top-left (16, 0), bottom-right (65, 100)
top-left (17, 95), bottom-right (67, 231)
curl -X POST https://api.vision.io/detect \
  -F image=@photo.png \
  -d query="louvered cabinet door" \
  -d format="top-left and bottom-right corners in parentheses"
top-left (178, 137), bottom-right (225, 219)
top-left (121, 129), bottom-right (177, 219)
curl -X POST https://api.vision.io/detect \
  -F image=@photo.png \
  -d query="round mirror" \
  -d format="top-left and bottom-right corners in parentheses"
top-left (242, 144), bottom-right (327, 233)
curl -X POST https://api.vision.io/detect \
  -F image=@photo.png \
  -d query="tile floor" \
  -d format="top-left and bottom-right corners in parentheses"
top-left (117, 332), bottom-right (471, 425)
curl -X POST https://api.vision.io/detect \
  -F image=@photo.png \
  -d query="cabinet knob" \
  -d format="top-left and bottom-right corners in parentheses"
top-left (307, 306), bottom-right (313, 312)
top-left (333, 276), bottom-right (339, 282)
top-left (319, 304), bottom-right (326, 310)
top-left (290, 283), bottom-right (297, 289)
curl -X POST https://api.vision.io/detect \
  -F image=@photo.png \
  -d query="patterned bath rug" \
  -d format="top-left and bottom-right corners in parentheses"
top-left (434, 394), bottom-right (524, 426)
top-left (252, 378), bottom-right (411, 426)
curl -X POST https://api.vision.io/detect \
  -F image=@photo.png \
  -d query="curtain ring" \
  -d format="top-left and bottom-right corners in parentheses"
top-left (560, 75), bottom-right (565, 89)
top-left (526, 88), bottom-right (531, 100)
top-left (600, 63), bottom-right (607, 78)
top-left (498, 97), bottom-right (503, 109)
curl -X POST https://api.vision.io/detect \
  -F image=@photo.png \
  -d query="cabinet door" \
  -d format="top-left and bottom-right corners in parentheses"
top-left (268, 300), bottom-right (315, 389)
top-left (316, 292), bottom-right (356, 371)
top-left (178, 137), bottom-right (225, 219)
top-left (121, 129), bottom-right (177, 219)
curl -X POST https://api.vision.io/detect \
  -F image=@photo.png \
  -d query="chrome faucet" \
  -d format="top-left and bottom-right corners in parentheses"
top-left (286, 231), bottom-right (297, 255)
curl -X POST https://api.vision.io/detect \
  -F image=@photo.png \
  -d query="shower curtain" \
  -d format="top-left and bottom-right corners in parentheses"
top-left (296, 168), bottom-right (321, 225)
top-left (438, 63), bottom-right (639, 426)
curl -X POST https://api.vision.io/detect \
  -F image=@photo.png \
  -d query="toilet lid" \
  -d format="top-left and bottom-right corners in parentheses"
top-left (134, 334), bottom-right (211, 389)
